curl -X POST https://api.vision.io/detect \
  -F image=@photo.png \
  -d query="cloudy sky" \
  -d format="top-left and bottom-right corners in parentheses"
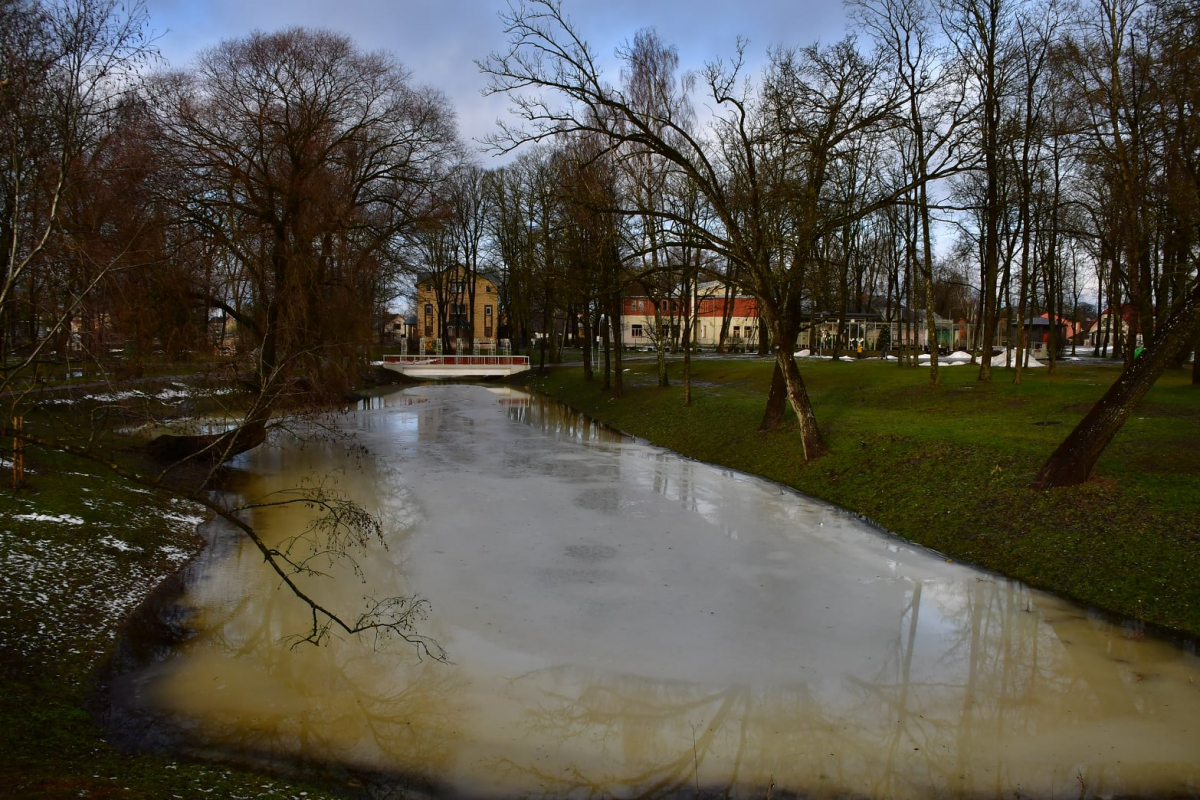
top-left (141, 0), bottom-right (853, 161)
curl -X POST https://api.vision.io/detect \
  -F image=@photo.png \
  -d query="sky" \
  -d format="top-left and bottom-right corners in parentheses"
top-left (141, 0), bottom-right (853, 162)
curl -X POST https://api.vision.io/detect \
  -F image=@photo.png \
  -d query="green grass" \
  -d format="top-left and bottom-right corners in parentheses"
top-left (526, 356), bottom-right (1200, 637)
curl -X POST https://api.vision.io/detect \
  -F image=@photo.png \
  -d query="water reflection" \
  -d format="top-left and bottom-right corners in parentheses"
top-left (117, 415), bottom-right (242, 438)
top-left (500, 386), bottom-right (627, 445)
top-left (490, 580), bottom-right (1199, 799)
top-left (114, 384), bottom-right (1200, 799)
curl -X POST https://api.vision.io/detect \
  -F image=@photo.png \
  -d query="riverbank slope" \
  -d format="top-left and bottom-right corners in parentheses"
top-left (526, 356), bottom-right (1200, 638)
top-left (0, 378), bottom-right (348, 798)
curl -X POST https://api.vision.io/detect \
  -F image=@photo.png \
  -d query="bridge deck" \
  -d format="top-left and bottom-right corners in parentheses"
top-left (377, 354), bottom-right (531, 379)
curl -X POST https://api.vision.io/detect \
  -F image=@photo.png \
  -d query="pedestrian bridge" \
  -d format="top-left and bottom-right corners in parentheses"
top-left (377, 354), bottom-right (531, 379)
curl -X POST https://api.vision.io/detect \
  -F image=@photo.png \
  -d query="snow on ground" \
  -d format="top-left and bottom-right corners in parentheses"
top-left (39, 383), bottom-right (234, 406)
top-left (162, 509), bottom-right (208, 528)
top-left (14, 512), bottom-right (85, 525)
top-left (0, 495), bottom-right (206, 669)
top-left (98, 535), bottom-right (142, 552)
top-left (911, 350), bottom-right (1046, 367)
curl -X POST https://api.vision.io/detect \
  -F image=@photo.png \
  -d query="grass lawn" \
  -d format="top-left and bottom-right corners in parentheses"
top-left (525, 355), bottom-right (1200, 638)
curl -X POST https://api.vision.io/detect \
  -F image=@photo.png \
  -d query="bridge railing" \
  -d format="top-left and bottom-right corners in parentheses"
top-left (382, 354), bottom-right (531, 368)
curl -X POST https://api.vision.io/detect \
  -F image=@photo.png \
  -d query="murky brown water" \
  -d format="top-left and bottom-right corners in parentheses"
top-left (112, 384), bottom-right (1200, 799)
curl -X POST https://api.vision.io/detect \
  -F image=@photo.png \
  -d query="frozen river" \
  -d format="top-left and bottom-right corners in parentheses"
top-left (109, 384), bottom-right (1200, 798)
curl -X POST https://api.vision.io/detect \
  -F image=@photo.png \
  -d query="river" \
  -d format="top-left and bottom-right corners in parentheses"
top-left (106, 383), bottom-right (1200, 799)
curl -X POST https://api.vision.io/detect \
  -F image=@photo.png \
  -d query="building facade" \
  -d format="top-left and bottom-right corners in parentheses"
top-left (414, 266), bottom-right (501, 351)
top-left (1085, 305), bottom-right (1142, 353)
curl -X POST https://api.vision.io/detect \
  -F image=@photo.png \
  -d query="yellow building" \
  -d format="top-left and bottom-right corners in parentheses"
top-left (414, 266), bottom-right (500, 348)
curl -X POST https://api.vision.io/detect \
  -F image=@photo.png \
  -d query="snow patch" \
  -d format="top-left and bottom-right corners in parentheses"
top-left (159, 545), bottom-right (192, 564)
top-left (99, 535), bottom-right (142, 553)
top-left (14, 513), bottom-right (84, 525)
top-left (162, 511), bottom-right (207, 529)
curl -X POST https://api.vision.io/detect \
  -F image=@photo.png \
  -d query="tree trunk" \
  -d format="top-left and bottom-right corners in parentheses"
top-left (582, 305), bottom-right (594, 381)
top-left (759, 361), bottom-right (787, 431)
top-left (611, 293), bottom-right (623, 398)
top-left (774, 345), bottom-right (825, 460)
top-left (919, 181), bottom-right (940, 387)
top-left (148, 417), bottom-right (267, 468)
top-left (682, 311), bottom-right (692, 406)
top-left (654, 305), bottom-right (669, 387)
top-left (977, 12), bottom-right (1002, 384)
top-left (601, 311), bottom-right (612, 391)
top-left (718, 276), bottom-right (735, 353)
top-left (1188, 326), bottom-right (1200, 385)
top-left (1031, 281), bottom-right (1200, 490)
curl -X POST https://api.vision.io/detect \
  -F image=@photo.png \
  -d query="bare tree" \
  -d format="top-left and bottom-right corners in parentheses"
top-left (853, 0), bottom-right (972, 386)
top-left (1060, 0), bottom-right (1158, 368)
top-left (1031, 278), bottom-right (1199, 488)
top-left (1, 0), bottom-right (155, 367)
top-left (150, 28), bottom-right (460, 403)
top-left (480, 1), bottom-right (902, 460)
top-left (556, 130), bottom-right (627, 383)
top-left (619, 28), bottom-right (695, 388)
top-left (449, 164), bottom-right (490, 350)
top-left (4, 22), bottom-right (461, 655)
top-left (1032, 0), bottom-right (1199, 487)
top-left (940, 0), bottom-right (1019, 381)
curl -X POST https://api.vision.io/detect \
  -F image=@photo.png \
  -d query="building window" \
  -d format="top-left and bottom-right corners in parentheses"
top-left (424, 304), bottom-right (433, 337)
top-left (484, 305), bottom-right (493, 337)
top-left (631, 324), bottom-right (644, 338)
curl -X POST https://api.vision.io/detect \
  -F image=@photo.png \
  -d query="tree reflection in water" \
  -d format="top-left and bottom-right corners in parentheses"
top-left (491, 577), bottom-right (1198, 799)
top-left (113, 386), bottom-right (1200, 799)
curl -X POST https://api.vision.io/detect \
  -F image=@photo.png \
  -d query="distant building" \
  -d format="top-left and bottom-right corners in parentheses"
top-left (620, 292), bottom-right (688, 348)
top-left (379, 313), bottom-right (414, 344)
top-left (1020, 313), bottom-right (1075, 357)
top-left (692, 284), bottom-right (761, 349)
top-left (615, 283), bottom-right (962, 353)
top-left (414, 266), bottom-right (501, 351)
top-left (1085, 305), bottom-right (1143, 351)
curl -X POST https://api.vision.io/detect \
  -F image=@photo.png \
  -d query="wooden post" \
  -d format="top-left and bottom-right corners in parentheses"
top-left (12, 416), bottom-right (23, 490)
